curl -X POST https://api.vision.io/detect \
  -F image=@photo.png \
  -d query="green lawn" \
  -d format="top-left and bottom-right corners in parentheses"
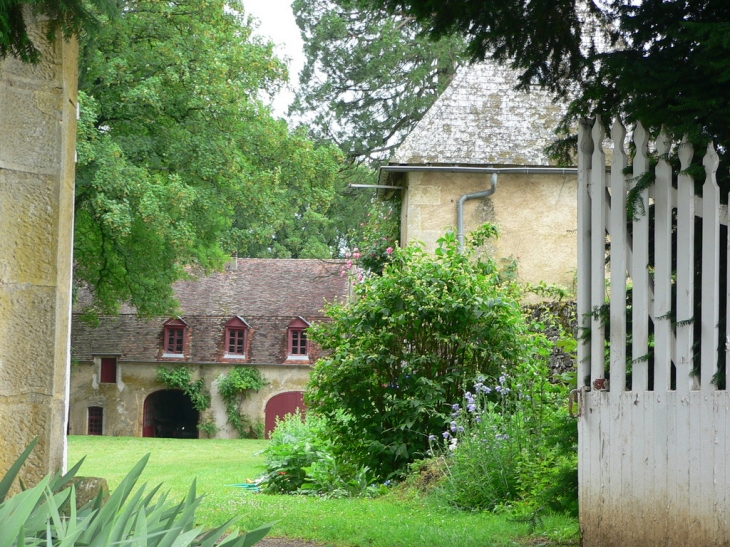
top-left (67, 436), bottom-right (578, 547)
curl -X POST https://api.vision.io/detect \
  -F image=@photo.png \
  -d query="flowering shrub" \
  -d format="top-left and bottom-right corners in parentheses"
top-left (308, 226), bottom-right (548, 478)
top-left (432, 362), bottom-right (577, 514)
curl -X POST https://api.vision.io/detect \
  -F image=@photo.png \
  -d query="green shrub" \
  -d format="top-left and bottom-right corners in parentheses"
top-left (261, 411), bottom-right (381, 498)
top-left (261, 411), bottom-right (329, 493)
top-left (0, 438), bottom-right (272, 547)
top-left (307, 226), bottom-right (543, 478)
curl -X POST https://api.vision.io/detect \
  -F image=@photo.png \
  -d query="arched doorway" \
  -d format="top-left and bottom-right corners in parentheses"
top-left (265, 391), bottom-right (305, 439)
top-left (142, 390), bottom-right (199, 438)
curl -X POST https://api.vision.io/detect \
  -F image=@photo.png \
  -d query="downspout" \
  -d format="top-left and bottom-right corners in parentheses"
top-left (458, 173), bottom-right (498, 252)
top-left (376, 164), bottom-right (579, 253)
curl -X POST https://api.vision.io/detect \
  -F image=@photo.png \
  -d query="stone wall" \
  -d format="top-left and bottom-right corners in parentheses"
top-left (0, 17), bottom-right (78, 483)
top-left (400, 171), bottom-right (577, 291)
top-left (68, 360), bottom-right (311, 439)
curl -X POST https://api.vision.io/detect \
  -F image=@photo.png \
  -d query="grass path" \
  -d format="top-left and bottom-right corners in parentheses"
top-left (68, 436), bottom-right (578, 547)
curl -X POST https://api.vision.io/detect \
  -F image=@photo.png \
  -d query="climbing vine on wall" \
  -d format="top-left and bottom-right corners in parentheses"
top-left (217, 367), bottom-right (268, 438)
top-left (156, 366), bottom-right (211, 412)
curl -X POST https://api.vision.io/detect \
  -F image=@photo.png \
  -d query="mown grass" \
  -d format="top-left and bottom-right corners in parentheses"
top-left (67, 436), bottom-right (578, 546)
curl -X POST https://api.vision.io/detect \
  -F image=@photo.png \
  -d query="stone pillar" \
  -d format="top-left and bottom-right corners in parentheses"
top-left (0, 16), bottom-right (78, 484)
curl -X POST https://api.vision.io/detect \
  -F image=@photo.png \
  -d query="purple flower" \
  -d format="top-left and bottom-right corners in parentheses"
top-left (457, 426), bottom-right (465, 433)
top-left (429, 434), bottom-right (437, 441)
top-left (467, 403), bottom-right (477, 412)
top-left (452, 404), bottom-right (460, 411)
top-left (450, 421), bottom-right (457, 432)
top-left (499, 375), bottom-right (507, 385)
top-left (442, 431), bottom-right (451, 439)
top-left (480, 386), bottom-right (491, 394)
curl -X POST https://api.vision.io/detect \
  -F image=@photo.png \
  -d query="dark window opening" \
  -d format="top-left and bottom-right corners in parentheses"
top-left (88, 406), bottom-right (103, 435)
top-left (142, 390), bottom-right (199, 438)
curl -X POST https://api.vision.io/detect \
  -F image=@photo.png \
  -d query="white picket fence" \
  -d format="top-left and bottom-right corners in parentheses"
top-left (577, 116), bottom-right (730, 546)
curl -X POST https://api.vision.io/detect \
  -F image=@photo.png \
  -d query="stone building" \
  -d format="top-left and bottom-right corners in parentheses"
top-left (69, 259), bottom-right (348, 439)
top-left (384, 62), bottom-right (578, 290)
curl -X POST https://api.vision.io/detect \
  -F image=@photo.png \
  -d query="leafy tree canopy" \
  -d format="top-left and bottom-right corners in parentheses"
top-left (307, 226), bottom-right (548, 477)
top-left (360, 0), bottom-right (730, 160)
top-left (75, 0), bottom-right (343, 317)
top-left (291, 0), bottom-right (468, 165)
top-left (0, 0), bottom-right (114, 62)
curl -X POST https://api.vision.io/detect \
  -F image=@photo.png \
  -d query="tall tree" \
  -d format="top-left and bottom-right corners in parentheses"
top-left (75, 0), bottom-right (343, 316)
top-left (360, 0), bottom-right (730, 160)
top-left (291, 0), bottom-right (468, 165)
top-left (0, 0), bottom-right (114, 62)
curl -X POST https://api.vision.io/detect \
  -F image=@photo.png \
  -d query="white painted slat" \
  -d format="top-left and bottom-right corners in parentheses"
top-left (591, 117), bottom-right (607, 384)
top-left (699, 392), bottom-right (714, 542)
top-left (618, 391), bottom-right (634, 544)
top-left (606, 392), bottom-right (619, 538)
top-left (653, 129), bottom-right (673, 392)
top-left (639, 392), bottom-right (653, 544)
top-left (688, 392), bottom-right (702, 540)
top-left (665, 392), bottom-right (679, 547)
top-left (610, 120), bottom-right (627, 391)
top-left (675, 393), bottom-right (691, 545)
top-left (652, 392), bottom-right (668, 542)
top-left (577, 119), bottom-right (594, 388)
top-left (675, 139), bottom-right (695, 394)
top-left (598, 393), bottom-right (610, 540)
top-left (631, 123), bottom-right (650, 392)
top-left (701, 144), bottom-right (720, 391)
top-left (719, 393), bottom-right (730, 541)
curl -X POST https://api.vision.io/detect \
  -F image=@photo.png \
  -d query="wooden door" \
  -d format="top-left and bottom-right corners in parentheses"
top-left (265, 391), bottom-right (305, 439)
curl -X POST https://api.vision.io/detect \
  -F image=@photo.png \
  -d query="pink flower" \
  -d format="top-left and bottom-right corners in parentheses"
top-left (346, 260), bottom-right (352, 268)
top-left (353, 247), bottom-right (359, 252)
top-left (386, 247), bottom-right (394, 255)
top-left (353, 252), bottom-right (361, 259)
top-left (340, 270), bottom-right (346, 277)
top-left (345, 252), bottom-right (351, 258)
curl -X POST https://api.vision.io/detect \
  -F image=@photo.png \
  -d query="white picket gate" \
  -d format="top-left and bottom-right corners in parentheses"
top-left (577, 116), bottom-right (730, 546)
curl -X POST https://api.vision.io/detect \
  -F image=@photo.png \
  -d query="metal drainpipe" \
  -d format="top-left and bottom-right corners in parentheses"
top-left (458, 173), bottom-right (498, 252)
top-left (379, 164), bottom-right (579, 253)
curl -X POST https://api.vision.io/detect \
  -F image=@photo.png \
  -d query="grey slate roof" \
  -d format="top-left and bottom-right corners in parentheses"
top-left (71, 259), bottom-right (348, 364)
top-left (392, 62), bottom-right (567, 166)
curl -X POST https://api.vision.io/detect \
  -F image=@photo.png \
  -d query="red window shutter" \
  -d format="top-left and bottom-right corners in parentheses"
top-left (100, 358), bottom-right (116, 383)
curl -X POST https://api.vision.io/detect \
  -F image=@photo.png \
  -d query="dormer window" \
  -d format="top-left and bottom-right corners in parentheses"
top-left (287, 317), bottom-right (310, 360)
top-left (163, 317), bottom-right (188, 356)
top-left (225, 316), bottom-right (250, 358)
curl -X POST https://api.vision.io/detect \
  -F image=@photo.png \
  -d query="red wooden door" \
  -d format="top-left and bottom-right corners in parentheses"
top-left (142, 394), bottom-right (155, 437)
top-left (265, 391), bottom-right (305, 439)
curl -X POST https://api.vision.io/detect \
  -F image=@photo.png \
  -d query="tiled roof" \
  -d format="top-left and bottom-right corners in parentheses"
top-left (392, 62), bottom-right (568, 167)
top-left (71, 259), bottom-right (348, 364)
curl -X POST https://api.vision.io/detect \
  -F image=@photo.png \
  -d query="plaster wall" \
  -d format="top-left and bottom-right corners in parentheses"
top-left (401, 171), bottom-right (577, 290)
top-left (0, 18), bottom-right (78, 483)
top-left (69, 360), bottom-right (310, 439)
